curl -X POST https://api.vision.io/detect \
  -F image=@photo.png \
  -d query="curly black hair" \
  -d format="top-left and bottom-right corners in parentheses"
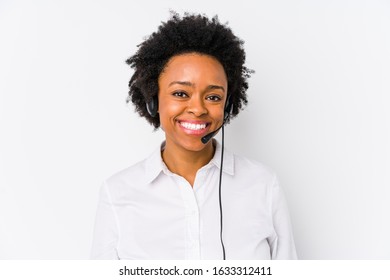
top-left (126, 12), bottom-right (253, 129)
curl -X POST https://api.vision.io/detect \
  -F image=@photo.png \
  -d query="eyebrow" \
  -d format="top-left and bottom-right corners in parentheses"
top-left (168, 81), bottom-right (225, 92)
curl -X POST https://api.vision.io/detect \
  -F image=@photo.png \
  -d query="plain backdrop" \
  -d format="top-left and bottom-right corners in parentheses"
top-left (0, 0), bottom-right (389, 259)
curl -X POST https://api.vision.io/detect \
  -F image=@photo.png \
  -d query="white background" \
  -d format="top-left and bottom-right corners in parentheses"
top-left (0, 0), bottom-right (389, 259)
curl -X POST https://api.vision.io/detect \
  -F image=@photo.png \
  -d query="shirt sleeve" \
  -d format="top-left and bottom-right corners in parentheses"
top-left (269, 175), bottom-right (298, 259)
top-left (90, 181), bottom-right (120, 259)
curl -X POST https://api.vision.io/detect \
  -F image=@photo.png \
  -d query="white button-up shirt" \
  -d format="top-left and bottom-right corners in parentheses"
top-left (91, 140), bottom-right (297, 259)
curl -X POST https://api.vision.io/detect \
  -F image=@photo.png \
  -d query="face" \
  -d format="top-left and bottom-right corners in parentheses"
top-left (158, 53), bottom-right (228, 153)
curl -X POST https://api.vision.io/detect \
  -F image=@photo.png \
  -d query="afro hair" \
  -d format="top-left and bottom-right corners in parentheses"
top-left (126, 12), bottom-right (253, 129)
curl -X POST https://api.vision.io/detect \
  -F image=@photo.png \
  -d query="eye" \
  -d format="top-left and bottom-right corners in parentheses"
top-left (172, 91), bottom-right (188, 98)
top-left (206, 95), bottom-right (222, 102)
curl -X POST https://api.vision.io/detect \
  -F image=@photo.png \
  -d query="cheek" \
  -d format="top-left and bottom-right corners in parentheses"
top-left (159, 100), bottom-right (183, 119)
top-left (158, 101), bottom-right (181, 130)
top-left (210, 106), bottom-right (225, 121)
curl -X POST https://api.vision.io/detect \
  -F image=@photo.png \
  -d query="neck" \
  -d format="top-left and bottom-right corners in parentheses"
top-left (162, 139), bottom-right (215, 186)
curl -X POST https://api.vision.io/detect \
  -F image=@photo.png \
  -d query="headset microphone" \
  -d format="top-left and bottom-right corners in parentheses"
top-left (201, 121), bottom-right (225, 144)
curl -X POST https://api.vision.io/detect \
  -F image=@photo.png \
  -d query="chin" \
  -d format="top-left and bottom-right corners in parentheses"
top-left (168, 136), bottom-right (210, 153)
top-left (181, 140), bottom-right (209, 152)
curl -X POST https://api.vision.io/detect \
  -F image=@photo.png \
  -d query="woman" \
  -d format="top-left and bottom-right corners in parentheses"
top-left (91, 12), bottom-right (297, 260)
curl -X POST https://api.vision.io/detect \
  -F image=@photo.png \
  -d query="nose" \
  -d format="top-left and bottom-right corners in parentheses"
top-left (187, 95), bottom-right (208, 116)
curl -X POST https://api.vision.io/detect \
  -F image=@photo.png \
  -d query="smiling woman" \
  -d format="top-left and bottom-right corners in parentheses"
top-left (90, 12), bottom-right (297, 260)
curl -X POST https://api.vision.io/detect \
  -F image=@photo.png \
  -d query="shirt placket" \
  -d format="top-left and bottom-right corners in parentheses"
top-left (176, 172), bottom-right (206, 260)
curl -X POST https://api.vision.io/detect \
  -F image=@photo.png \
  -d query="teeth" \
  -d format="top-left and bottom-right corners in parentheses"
top-left (180, 122), bottom-right (207, 130)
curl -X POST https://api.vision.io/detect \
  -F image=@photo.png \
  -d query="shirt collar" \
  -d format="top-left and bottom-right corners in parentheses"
top-left (144, 139), bottom-right (235, 184)
top-left (209, 139), bottom-right (234, 176)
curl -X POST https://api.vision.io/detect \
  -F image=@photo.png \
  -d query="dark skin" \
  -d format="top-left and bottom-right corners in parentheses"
top-left (158, 53), bottom-right (228, 186)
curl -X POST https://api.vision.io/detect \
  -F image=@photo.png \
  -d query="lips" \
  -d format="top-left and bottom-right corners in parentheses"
top-left (177, 120), bottom-right (210, 135)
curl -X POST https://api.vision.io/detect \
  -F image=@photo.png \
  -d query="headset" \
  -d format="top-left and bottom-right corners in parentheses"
top-left (146, 95), bottom-right (231, 260)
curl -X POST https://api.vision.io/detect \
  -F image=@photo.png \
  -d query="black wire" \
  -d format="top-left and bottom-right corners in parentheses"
top-left (219, 125), bottom-right (226, 260)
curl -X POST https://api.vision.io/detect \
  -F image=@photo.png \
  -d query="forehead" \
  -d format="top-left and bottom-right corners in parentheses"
top-left (159, 53), bottom-right (227, 84)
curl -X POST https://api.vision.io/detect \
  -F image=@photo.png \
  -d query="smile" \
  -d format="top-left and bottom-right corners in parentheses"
top-left (178, 121), bottom-right (210, 135)
top-left (180, 122), bottom-right (207, 130)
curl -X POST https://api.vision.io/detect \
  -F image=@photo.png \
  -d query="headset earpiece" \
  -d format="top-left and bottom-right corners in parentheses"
top-left (224, 95), bottom-right (233, 119)
top-left (146, 96), bottom-right (158, 117)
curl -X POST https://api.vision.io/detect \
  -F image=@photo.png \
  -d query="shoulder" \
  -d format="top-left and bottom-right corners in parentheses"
top-left (224, 151), bottom-right (281, 210)
top-left (104, 144), bottom-right (163, 191)
top-left (107, 159), bottom-right (146, 184)
top-left (233, 153), bottom-right (274, 173)
top-left (232, 152), bottom-right (277, 186)
top-left (104, 159), bottom-right (148, 193)
top-left (102, 144), bottom-right (163, 198)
